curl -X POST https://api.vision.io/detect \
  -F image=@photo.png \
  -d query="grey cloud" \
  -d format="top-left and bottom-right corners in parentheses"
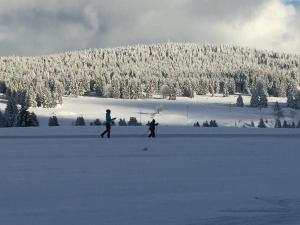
top-left (186, 0), bottom-right (269, 21)
top-left (0, 0), bottom-right (299, 56)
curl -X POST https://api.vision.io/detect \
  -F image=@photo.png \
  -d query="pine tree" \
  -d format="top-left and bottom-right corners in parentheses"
top-left (5, 97), bottom-right (19, 127)
top-left (121, 79), bottom-right (130, 99)
top-left (28, 112), bottom-right (39, 127)
top-left (210, 120), bottom-right (218, 127)
top-left (0, 110), bottom-right (7, 127)
top-left (196, 79), bottom-right (209, 95)
top-left (274, 119), bottom-right (282, 128)
top-left (250, 81), bottom-right (268, 108)
top-left (95, 76), bottom-right (106, 97)
top-left (16, 108), bottom-right (39, 127)
top-left (236, 94), bottom-right (244, 107)
top-left (283, 120), bottom-right (289, 128)
top-left (75, 116), bottom-right (85, 126)
top-left (193, 121), bottom-right (200, 127)
top-left (111, 76), bottom-right (121, 99)
top-left (258, 118), bottom-right (266, 128)
top-left (160, 85), bottom-right (170, 99)
top-left (274, 101), bottom-right (284, 118)
top-left (118, 118), bottom-right (127, 126)
top-left (203, 121), bottom-right (209, 127)
top-left (48, 115), bottom-right (59, 126)
top-left (16, 107), bottom-right (30, 127)
top-left (274, 101), bottom-right (280, 112)
top-left (297, 120), bottom-right (300, 128)
top-left (92, 119), bottom-right (102, 126)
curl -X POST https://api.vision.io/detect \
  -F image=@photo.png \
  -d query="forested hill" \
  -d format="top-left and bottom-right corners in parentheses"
top-left (0, 43), bottom-right (300, 108)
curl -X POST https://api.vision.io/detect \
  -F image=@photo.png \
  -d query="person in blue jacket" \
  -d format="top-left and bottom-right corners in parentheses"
top-left (101, 109), bottom-right (116, 138)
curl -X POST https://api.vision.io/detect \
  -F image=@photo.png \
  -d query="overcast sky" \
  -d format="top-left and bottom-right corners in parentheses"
top-left (0, 0), bottom-right (299, 56)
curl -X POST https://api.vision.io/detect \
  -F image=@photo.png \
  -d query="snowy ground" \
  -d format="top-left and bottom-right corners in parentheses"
top-left (11, 95), bottom-right (298, 127)
top-left (0, 94), bottom-right (298, 127)
top-left (1, 96), bottom-right (300, 225)
top-left (0, 127), bottom-right (300, 225)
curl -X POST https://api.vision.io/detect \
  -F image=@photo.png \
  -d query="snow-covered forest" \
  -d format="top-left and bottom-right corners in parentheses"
top-left (0, 43), bottom-right (300, 108)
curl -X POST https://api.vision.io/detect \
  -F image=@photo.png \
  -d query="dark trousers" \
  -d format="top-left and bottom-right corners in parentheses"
top-left (101, 124), bottom-right (111, 138)
top-left (148, 130), bottom-right (155, 138)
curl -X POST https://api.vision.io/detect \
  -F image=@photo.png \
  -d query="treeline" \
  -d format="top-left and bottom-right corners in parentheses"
top-left (0, 43), bottom-right (300, 108)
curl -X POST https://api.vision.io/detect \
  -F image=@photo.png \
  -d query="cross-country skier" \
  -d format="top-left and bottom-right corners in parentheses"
top-left (101, 109), bottom-right (116, 138)
top-left (148, 119), bottom-right (158, 138)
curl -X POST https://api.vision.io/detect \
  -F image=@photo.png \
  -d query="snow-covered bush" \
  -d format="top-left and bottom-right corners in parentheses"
top-left (193, 122), bottom-right (200, 127)
top-left (127, 117), bottom-right (142, 126)
top-left (202, 120), bottom-right (218, 127)
top-left (203, 121), bottom-right (209, 127)
top-left (48, 115), bottom-right (59, 126)
top-left (118, 118), bottom-right (127, 126)
top-left (75, 116), bottom-right (85, 126)
top-left (274, 119), bottom-right (282, 128)
top-left (258, 118), bottom-right (267, 128)
top-left (90, 119), bottom-right (102, 126)
top-left (210, 120), bottom-right (218, 127)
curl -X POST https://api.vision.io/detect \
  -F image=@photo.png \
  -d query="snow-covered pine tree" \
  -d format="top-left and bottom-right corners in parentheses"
top-left (250, 81), bottom-right (268, 108)
top-left (160, 85), bottom-right (170, 99)
top-left (95, 76), bottom-right (106, 97)
top-left (5, 97), bottom-right (19, 127)
top-left (0, 43), bottom-right (300, 108)
top-left (144, 79), bottom-right (156, 98)
top-left (196, 78), bottom-right (209, 95)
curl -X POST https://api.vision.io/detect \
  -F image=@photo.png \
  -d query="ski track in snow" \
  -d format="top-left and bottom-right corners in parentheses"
top-left (196, 197), bottom-right (300, 225)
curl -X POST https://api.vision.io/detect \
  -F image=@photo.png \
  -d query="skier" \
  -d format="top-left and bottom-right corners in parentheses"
top-left (101, 109), bottom-right (116, 138)
top-left (148, 119), bottom-right (158, 138)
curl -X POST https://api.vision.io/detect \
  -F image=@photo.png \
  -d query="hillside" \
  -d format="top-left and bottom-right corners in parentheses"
top-left (0, 43), bottom-right (300, 108)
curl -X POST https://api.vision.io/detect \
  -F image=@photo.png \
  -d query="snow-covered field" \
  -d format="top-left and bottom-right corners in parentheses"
top-left (0, 127), bottom-right (300, 225)
top-left (0, 94), bottom-right (297, 127)
top-left (24, 95), bottom-right (298, 127)
top-left (1, 96), bottom-right (300, 225)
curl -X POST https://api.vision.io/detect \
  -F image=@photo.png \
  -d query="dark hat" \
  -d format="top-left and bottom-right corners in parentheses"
top-left (106, 109), bottom-right (111, 113)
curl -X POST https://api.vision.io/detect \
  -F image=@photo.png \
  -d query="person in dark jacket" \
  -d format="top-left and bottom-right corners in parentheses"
top-left (101, 109), bottom-right (116, 138)
top-left (148, 119), bottom-right (158, 138)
